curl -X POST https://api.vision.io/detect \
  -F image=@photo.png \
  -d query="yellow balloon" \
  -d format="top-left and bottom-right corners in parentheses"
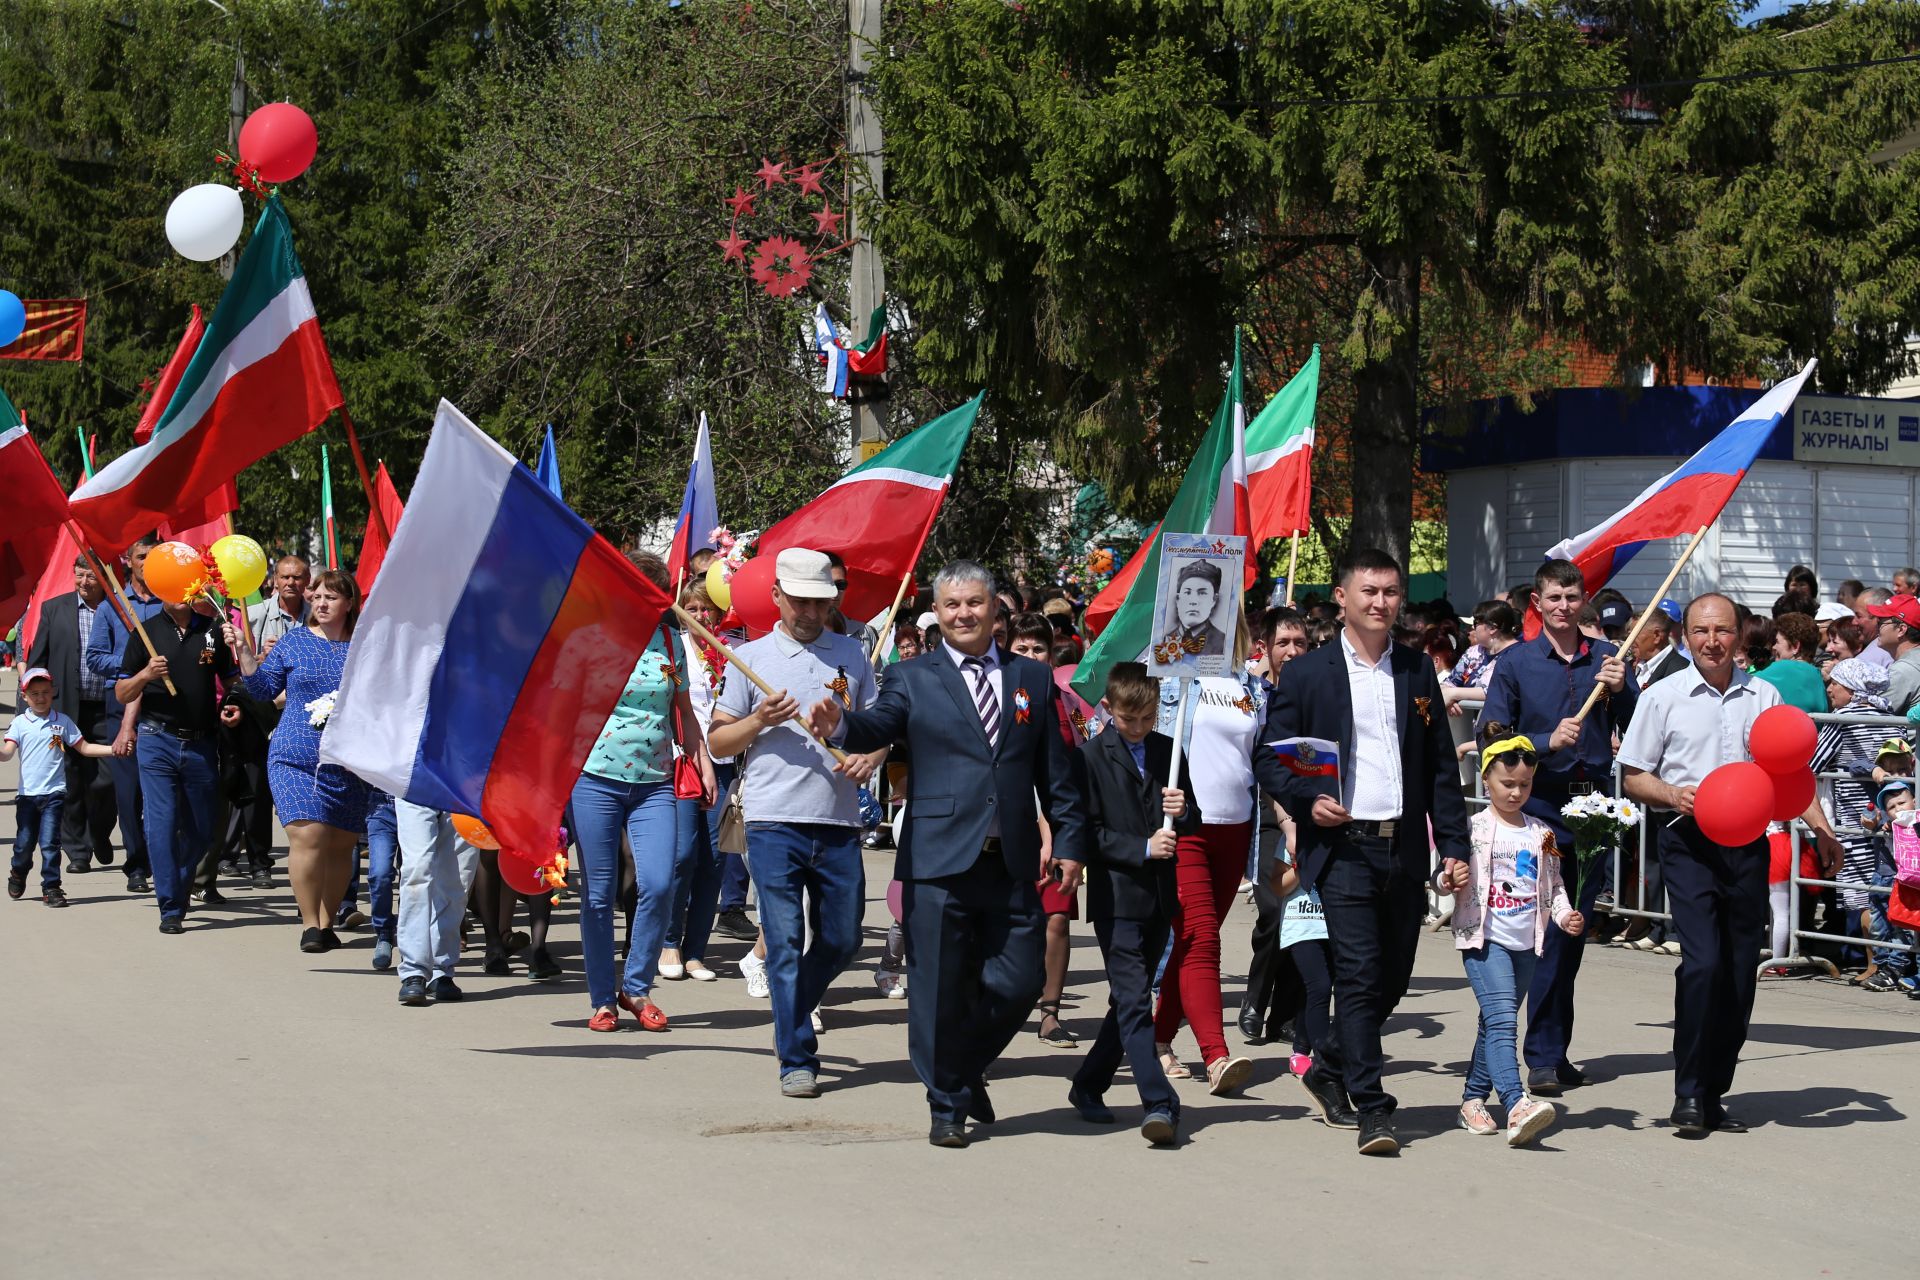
top-left (208, 534), bottom-right (269, 598)
top-left (705, 557), bottom-right (731, 611)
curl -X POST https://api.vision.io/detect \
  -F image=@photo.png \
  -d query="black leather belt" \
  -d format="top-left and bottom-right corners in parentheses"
top-left (141, 719), bottom-right (209, 741)
top-left (982, 837), bottom-right (1002, 854)
top-left (1346, 818), bottom-right (1398, 839)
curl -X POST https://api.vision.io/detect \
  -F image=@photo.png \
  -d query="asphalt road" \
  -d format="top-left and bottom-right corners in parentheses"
top-left (2, 672), bottom-right (1913, 1278)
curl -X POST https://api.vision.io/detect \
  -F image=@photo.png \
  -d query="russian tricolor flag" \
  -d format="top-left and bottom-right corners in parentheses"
top-left (665, 412), bottom-right (718, 584)
top-left (320, 400), bottom-right (671, 855)
top-left (1548, 360), bottom-right (1816, 594)
top-left (1270, 736), bottom-right (1341, 779)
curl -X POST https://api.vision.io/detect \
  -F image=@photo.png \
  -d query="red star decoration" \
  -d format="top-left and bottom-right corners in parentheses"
top-left (717, 227), bottom-right (750, 264)
top-left (810, 203), bottom-right (846, 238)
top-left (791, 164), bottom-right (827, 197)
top-left (749, 236), bottom-right (813, 298)
top-left (755, 157), bottom-right (787, 189)
top-left (725, 187), bottom-right (757, 218)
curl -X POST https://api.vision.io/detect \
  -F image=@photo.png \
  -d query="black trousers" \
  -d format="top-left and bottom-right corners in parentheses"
top-left (1316, 831), bottom-right (1426, 1114)
top-left (60, 699), bottom-right (116, 866)
top-left (1074, 914), bottom-right (1177, 1116)
top-left (902, 850), bottom-right (1045, 1124)
top-left (1522, 789), bottom-right (1600, 1072)
top-left (1289, 936), bottom-right (1335, 1057)
top-left (1242, 881), bottom-right (1305, 1038)
top-left (1661, 820), bottom-right (1769, 1100)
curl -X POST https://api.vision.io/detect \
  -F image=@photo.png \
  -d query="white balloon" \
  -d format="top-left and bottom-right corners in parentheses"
top-left (165, 183), bottom-right (244, 262)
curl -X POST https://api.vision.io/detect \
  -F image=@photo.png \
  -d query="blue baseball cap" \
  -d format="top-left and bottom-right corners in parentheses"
top-left (1656, 598), bottom-right (1682, 624)
top-left (1876, 778), bottom-right (1914, 811)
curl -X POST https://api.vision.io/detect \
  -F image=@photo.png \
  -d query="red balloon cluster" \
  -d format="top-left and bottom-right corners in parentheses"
top-left (1693, 705), bottom-right (1818, 847)
top-left (238, 104), bottom-right (318, 184)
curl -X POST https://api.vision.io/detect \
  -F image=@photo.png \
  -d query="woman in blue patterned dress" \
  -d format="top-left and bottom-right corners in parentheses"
top-left (228, 569), bottom-right (372, 953)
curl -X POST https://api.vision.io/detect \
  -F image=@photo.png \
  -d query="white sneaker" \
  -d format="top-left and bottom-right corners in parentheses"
top-left (741, 951), bottom-right (770, 999)
top-left (1507, 1096), bottom-right (1557, 1147)
top-left (874, 970), bottom-right (902, 999)
top-left (810, 1007), bottom-right (824, 1033)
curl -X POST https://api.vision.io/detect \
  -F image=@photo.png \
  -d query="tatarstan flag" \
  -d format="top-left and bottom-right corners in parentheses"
top-left (71, 196), bottom-right (343, 556)
top-left (1074, 336), bottom-right (1249, 701)
top-left (1081, 342), bottom-right (1320, 643)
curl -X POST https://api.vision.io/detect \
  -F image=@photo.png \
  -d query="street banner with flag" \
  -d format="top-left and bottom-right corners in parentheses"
top-left (1545, 359), bottom-right (1817, 596)
top-left (1083, 342), bottom-right (1320, 641)
top-left (664, 412), bottom-right (717, 584)
top-left (354, 462), bottom-right (406, 594)
top-left (1073, 336), bottom-right (1251, 701)
top-left (133, 306), bottom-right (206, 445)
top-left (321, 444), bottom-right (338, 569)
top-left (0, 299), bottom-right (88, 363)
top-left (70, 196), bottom-right (343, 556)
top-left (0, 390), bottom-right (76, 635)
top-left (809, 304), bottom-right (887, 398)
top-left (536, 424), bottom-right (563, 500)
top-left (320, 399), bottom-right (672, 857)
top-left (733, 393), bottom-right (981, 624)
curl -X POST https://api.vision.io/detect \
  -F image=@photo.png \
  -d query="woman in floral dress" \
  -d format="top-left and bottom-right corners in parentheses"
top-left (229, 569), bottom-right (371, 953)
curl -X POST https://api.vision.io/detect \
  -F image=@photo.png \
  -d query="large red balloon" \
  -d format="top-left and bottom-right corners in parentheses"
top-left (1749, 704), bottom-right (1817, 776)
top-left (1768, 766), bottom-right (1817, 823)
top-left (726, 556), bottom-right (780, 638)
top-left (496, 847), bottom-right (554, 897)
top-left (238, 103), bottom-right (318, 183)
top-left (1695, 762), bottom-right (1776, 847)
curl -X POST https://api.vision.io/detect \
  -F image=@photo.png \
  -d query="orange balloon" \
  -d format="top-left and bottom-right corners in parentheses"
top-left (144, 541), bottom-right (212, 604)
top-left (450, 813), bottom-right (499, 850)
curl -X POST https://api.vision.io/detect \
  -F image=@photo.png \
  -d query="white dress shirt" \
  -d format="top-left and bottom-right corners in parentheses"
top-left (1341, 630), bottom-right (1403, 820)
top-left (1616, 662), bottom-right (1783, 802)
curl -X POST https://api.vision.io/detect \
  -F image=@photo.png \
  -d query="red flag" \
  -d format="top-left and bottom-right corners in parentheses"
top-left (17, 523), bottom-right (80, 661)
top-left (0, 299), bottom-right (88, 363)
top-left (158, 478), bottom-right (240, 549)
top-left (0, 402), bottom-right (75, 635)
top-left (134, 305), bottom-right (206, 445)
top-left (354, 463), bottom-right (406, 593)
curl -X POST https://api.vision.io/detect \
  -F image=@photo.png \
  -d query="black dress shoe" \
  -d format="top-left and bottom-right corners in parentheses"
top-left (66, 860), bottom-right (90, 875)
top-left (397, 976), bottom-right (430, 1006)
top-left (157, 916), bottom-right (185, 935)
top-left (1067, 1084), bottom-right (1115, 1124)
top-left (1706, 1099), bottom-right (1748, 1132)
top-left (95, 846), bottom-right (115, 866)
top-left (427, 977), bottom-right (464, 1003)
top-left (1526, 1067), bottom-right (1564, 1098)
top-left (299, 927), bottom-right (325, 953)
top-left (966, 1079), bottom-right (995, 1125)
top-left (1556, 1061), bottom-right (1589, 1089)
top-left (928, 1121), bottom-right (969, 1149)
top-left (1356, 1112), bottom-right (1400, 1155)
top-left (250, 868), bottom-right (273, 890)
top-left (1299, 1064), bottom-right (1360, 1130)
top-left (126, 873), bottom-right (151, 893)
top-left (1670, 1096), bottom-right (1708, 1134)
top-left (1237, 1003), bottom-right (1270, 1045)
top-left (199, 886), bottom-right (227, 906)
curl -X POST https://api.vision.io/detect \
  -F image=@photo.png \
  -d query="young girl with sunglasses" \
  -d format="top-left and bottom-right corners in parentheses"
top-left (1435, 736), bottom-right (1584, 1146)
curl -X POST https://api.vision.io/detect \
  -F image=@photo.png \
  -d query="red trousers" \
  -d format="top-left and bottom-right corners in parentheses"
top-left (1153, 819), bottom-right (1253, 1066)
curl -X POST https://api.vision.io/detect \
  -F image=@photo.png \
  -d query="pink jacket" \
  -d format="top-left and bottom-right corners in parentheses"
top-left (1433, 808), bottom-right (1574, 954)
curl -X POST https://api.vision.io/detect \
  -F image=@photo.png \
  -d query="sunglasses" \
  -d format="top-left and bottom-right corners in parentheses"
top-left (831, 579), bottom-right (847, 592)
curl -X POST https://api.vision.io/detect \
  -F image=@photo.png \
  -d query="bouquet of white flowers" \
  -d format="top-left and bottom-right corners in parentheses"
top-left (1559, 793), bottom-right (1642, 906)
top-left (306, 690), bottom-right (338, 730)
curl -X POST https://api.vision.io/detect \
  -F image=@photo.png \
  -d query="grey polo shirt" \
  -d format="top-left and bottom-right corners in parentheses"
top-left (1616, 662), bottom-right (1782, 805)
top-left (715, 624), bottom-right (877, 827)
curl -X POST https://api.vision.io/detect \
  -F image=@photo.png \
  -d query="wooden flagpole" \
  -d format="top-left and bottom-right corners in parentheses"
top-left (1571, 523), bottom-right (1710, 724)
top-left (671, 603), bottom-right (848, 763)
top-left (68, 526), bottom-right (175, 696)
top-left (1284, 533), bottom-right (1301, 607)
top-left (867, 569), bottom-right (914, 668)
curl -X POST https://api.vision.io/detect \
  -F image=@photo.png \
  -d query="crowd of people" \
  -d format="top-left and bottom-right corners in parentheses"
top-left (7, 529), bottom-right (1917, 1152)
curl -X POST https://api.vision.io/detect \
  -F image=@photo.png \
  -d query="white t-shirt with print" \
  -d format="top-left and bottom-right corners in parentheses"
top-left (1485, 817), bottom-right (1542, 951)
top-left (1186, 676), bottom-right (1259, 824)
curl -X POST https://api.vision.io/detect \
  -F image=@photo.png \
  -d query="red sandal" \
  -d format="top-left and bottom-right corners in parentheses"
top-left (619, 992), bottom-right (669, 1031)
top-left (587, 1006), bottom-right (619, 1033)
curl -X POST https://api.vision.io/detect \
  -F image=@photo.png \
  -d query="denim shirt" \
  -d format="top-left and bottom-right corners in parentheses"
top-left (86, 592), bottom-right (165, 716)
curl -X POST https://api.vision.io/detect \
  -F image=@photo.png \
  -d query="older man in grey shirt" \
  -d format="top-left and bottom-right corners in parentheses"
top-left (709, 548), bottom-right (884, 1100)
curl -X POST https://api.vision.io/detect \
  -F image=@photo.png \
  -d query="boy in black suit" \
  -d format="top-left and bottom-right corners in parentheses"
top-left (1067, 663), bottom-right (1198, 1146)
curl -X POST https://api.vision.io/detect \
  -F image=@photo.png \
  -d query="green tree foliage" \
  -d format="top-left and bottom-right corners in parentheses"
top-left (877, 0), bottom-right (1920, 565)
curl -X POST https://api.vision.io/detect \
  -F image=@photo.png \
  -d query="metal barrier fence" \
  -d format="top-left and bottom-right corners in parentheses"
top-left (1452, 701), bottom-right (1917, 980)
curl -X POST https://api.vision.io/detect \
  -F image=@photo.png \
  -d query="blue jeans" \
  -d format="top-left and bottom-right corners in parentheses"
top-left (1463, 941), bottom-right (1540, 1109)
top-left (747, 821), bottom-right (865, 1077)
top-left (1868, 845), bottom-right (1915, 978)
top-left (136, 726), bottom-right (218, 920)
top-left (571, 772), bottom-right (682, 1009)
top-left (669, 762), bottom-right (734, 962)
top-left (361, 794), bottom-right (399, 942)
top-left (12, 794), bottom-right (65, 889)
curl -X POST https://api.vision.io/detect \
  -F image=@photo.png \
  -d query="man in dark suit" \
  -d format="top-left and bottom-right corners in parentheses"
top-left (26, 555), bottom-right (119, 872)
top-left (811, 560), bottom-right (1086, 1148)
top-left (1254, 547), bottom-right (1472, 1155)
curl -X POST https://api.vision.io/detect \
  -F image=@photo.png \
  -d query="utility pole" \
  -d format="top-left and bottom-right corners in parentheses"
top-left (846, 0), bottom-right (885, 466)
top-left (220, 16), bottom-right (244, 281)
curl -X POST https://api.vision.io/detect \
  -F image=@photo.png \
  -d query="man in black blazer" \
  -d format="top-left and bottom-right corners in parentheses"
top-left (26, 556), bottom-right (119, 872)
top-left (1254, 548), bottom-right (1471, 1155)
top-left (811, 560), bottom-right (1086, 1148)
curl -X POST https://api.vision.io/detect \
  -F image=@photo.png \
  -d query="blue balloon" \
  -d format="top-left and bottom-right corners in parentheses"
top-left (0, 291), bottom-right (23, 348)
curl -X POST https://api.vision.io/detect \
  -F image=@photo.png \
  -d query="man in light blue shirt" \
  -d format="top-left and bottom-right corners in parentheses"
top-left (710, 548), bottom-right (883, 1100)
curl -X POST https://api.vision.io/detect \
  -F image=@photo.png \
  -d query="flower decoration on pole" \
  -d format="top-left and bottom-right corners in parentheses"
top-left (718, 153), bottom-right (855, 300)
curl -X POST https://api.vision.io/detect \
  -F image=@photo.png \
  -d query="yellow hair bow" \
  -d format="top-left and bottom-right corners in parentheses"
top-left (1479, 734), bottom-right (1537, 773)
